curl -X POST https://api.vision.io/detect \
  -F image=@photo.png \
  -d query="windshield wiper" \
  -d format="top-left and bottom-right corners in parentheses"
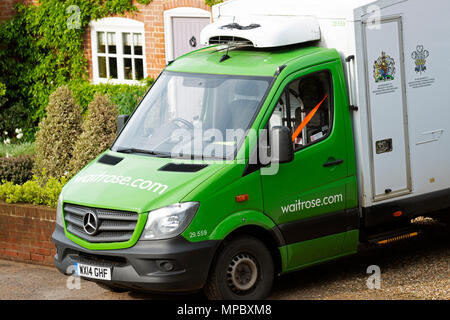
top-left (116, 147), bottom-right (171, 158)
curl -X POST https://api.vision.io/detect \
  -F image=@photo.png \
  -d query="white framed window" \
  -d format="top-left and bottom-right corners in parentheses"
top-left (90, 17), bottom-right (147, 84)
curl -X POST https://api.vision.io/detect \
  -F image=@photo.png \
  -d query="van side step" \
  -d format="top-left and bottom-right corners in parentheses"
top-left (366, 227), bottom-right (421, 245)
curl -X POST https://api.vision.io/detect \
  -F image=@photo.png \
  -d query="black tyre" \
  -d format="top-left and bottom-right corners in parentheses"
top-left (204, 235), bottom-right (274, 300)
top-left (96, 282), bottom-right (129, 293)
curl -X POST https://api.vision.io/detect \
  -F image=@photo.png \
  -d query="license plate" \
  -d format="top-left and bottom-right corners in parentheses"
top-left (75, 262), bottom-right (112, 280)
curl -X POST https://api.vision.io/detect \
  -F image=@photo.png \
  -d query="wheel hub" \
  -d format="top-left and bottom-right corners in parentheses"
top-left (226, 253), bottom-right (258, 292)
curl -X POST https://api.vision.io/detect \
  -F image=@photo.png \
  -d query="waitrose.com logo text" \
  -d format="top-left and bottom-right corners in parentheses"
top-left (281, 194), bottom-right (344, 214)
top-left (73, 172), bottom-right (168, 195)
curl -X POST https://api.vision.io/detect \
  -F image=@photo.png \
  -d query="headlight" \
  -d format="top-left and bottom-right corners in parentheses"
top-left (141, 202), bottom-right (199, 240)
top-left (56, 193), bottom-right (64, 227)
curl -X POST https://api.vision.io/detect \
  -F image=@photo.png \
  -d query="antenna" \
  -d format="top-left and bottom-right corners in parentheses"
top-left (220, 16), bottom-right (235, 63)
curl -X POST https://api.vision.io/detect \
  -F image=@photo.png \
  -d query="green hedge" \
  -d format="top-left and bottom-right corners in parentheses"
top-left (69, 79), bottom-right (152, 116)
top-left (0, 155), bottom-right (34, 185)
top-left (0, 172), bottom-right (67, 208)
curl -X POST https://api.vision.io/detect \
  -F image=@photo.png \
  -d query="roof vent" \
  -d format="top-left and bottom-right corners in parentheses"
top-left (208, 36), bottom-right (253, 47)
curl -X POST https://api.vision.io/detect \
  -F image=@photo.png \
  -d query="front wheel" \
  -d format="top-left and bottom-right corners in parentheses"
top-left (204, 236), bottom-right (274, 300)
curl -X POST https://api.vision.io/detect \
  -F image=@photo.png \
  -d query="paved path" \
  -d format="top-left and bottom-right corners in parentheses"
top-left (0, 218), bottom-right (448, 300)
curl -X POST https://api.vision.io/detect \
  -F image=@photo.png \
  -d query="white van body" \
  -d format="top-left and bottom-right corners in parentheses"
top-left (205, 0), bottom-right (450, 210)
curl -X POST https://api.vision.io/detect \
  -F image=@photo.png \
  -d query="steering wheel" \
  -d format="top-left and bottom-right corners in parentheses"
top-left (171, 118), bottom-right (194, 129)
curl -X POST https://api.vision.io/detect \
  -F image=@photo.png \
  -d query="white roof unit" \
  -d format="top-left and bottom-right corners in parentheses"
top-left (211, 0), bottom-right (377, 20)
top-left (200, 15), bottom-right (321, 48)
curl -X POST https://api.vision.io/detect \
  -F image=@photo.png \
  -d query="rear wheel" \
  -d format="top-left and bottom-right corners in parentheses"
top-left (204, 235), bottom-right (274, 300)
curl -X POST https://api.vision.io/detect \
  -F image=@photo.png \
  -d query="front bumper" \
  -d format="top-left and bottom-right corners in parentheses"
top-left (52, 225), bottom-right (220, 292)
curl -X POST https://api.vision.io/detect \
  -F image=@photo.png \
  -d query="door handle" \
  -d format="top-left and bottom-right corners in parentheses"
top-left (323, 159), bottom-right (344, 167)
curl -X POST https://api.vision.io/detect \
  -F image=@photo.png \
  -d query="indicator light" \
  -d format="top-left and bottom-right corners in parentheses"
top-left (235, 194), bottom-right (249, 202)
top-left (393, 211), bottom-right (403, 217)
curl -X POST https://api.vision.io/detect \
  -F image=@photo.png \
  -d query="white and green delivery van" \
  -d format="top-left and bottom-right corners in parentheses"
top-left (52, 0), bottom-right (450, 299)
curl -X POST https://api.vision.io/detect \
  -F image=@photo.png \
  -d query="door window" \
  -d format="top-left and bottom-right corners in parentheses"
top-left (268, 71), bottom-right (333, 150)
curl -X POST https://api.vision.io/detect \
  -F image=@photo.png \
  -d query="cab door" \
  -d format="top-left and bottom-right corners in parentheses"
top-left (260, 62), bottom-right (358, 271)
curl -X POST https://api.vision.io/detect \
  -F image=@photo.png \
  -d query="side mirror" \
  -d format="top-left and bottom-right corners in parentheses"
top-left (117, 114), bottom-right (129, 134)
top-left (270, 126), bottom-right (294, 164)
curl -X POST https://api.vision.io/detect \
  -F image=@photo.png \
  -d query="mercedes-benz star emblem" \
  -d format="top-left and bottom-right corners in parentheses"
top-left (83, 210), bottom-right (99, 236)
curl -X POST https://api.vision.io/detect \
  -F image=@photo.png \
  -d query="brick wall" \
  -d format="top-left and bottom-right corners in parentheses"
top-left (0, 201), bottom-right (56, 266)
top-left (0, 0), bottom-right (38, 23)
top-left (143, 0), bottom-right (211, 79)
top-left (85, 0), bottom-right (211, 80)
top-left (0, 0), bottom-right (18, 23)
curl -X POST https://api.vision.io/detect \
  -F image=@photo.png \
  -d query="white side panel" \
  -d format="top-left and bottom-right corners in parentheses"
top-left (395, 0), bottom-right (450, 196)
top-left (363, 19), bottom-right (411, 200)
top-left (356, 0), bottom-right (450, 206)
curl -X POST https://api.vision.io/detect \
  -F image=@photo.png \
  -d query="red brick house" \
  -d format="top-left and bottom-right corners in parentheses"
top-left (1, 0), bottom-right (212, 83)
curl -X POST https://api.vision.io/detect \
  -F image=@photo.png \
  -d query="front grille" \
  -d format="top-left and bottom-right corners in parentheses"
top-left (64, 203), bottom-right (138, 243)
top-left (65, 249), bottom-right (128, 268)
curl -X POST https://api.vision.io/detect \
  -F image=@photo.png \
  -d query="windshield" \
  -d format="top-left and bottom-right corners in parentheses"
top-left (112, 71), bottom-right (272, 160)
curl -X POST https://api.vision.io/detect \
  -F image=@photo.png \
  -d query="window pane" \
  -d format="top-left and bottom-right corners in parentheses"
top-left (268, 71), bottom-right (332, 150)
top-left (98, 57), bottom-right (107, 78)
top-left (297, 73), bottom-right (331, 147)
top-left (123, 33), bottom-right (132, 55)
top-left (124, 58), bottom-right (133, 80)
top-left (112, 73), bottom-right (271, 159)
top-left (134, 33), bottom-right (143, 55)
top-left (109, 57), bottom-right (118, 79)
top-left (135, 58), bottom-right (144, 80)
top-left (107, 32), bottom-right (116, 54)
top-left (97, 32), bottom-right (106, 53)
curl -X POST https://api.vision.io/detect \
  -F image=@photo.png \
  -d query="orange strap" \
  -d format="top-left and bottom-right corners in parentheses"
top-left (291, 94), bottom-right (328, 142)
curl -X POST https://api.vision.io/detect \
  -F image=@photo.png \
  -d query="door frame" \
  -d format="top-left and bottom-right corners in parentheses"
top-left (362, 16), bottom-right (412, 202)
top-left (163, 7), bottom-right (211, 63)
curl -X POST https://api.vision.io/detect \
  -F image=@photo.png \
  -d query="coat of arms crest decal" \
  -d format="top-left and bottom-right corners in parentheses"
top-left (411, 45), bottom-right (429, 74)
top-left (373, 52), bottom-right (396, 82)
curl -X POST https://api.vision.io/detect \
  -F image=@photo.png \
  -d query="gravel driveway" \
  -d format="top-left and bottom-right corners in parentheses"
top-left (0, 217), bottom-right (448, 300)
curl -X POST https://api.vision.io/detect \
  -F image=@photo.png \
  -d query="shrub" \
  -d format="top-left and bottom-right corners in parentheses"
top-left (136, 0), bottom-right (153, 4)
top-left (34, 86), bottom-right (82, 178)
top-left (69, 93), bottom-right (118, 175)
top-left (69, 79), bottom-right (152, 115)
top-left (205, 0), bottom-right (223, 6)
top-left (0, 155), bottom-right (34, 185)
top-left (0, 82), bottom-right (5, 97)
top-left (0, 82), bottom-right (6, 110)
top-left (0, 101), bottom-right (33, 140)
top-left (0, 170), bottom-right (68, 207)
